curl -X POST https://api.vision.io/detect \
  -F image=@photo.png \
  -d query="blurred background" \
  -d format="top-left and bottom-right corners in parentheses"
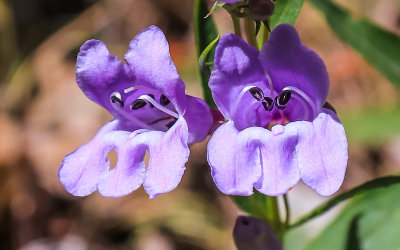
top-left (0, 0), bottom-right (400, 249)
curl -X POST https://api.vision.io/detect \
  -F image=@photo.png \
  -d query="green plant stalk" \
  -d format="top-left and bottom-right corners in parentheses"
top-left (230, 14), bottom-right (242, 37)
top-left (244, 17), bottom-right (258, 48)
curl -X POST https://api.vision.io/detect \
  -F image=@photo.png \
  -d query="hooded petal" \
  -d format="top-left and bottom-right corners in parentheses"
top-left (143, 117), bottom-right (190, 199)
top-left (183, 95), bottom-right (213, 144)
top-left (209, 34), bottom-right (269, 121)
top-left (207, 121), bottom-right (262, 195)
top-left (125, 25), bottom-right (186, 114)
top-left (296, 109), bottom-right (348, 196)
top-left (260, 24), bottom-right (329, 109)
top-left (58, 120), bottom-right (130, 196)
top-left (76, 40), bottom-right (135, 116)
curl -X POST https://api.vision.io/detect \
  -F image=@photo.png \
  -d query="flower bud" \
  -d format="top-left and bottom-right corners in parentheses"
top-left (248, 0), bottom-right (275, 21)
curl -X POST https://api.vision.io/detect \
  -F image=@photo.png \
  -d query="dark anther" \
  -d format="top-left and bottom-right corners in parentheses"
top-left (110, 93), bottom-right (124, 107)
top-left (166, 119), bottom-right (177, 129)
top-left (249, 87), bottom-right (264, 101)
top-left (262, 97), bottom-right (274, 111)
top-left (148, 94), bottom-right (155, 108)
top-left (130, 99), bottom-right (147, 110)
top-left (160, 94), bottom-right (171, 106)
top-left (275, 90), bottom-right (291, 110)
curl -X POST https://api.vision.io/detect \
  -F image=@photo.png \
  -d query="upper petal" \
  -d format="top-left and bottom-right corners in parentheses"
top-left (125, 25), bottom-right (186, 114)
top-left (209, 33), bottom-right (269, 120)
top-left (260, 24), bottom-right (329, 108)
top-left (76, 40), bottom-right (135, 116)
top-left (296, 109), bottom-right (348, 196)
top-left (143, 117), bottom-right (190, 199)
top-left (58, 120), bottom-right (130, 196)
top-left (183, 95), bottom-right (213, 144)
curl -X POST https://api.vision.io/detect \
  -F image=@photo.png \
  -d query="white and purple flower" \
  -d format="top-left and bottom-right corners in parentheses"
top-left (59, 26), bottom-right (212, 199)
top-left (207, 24), bottom-right (348, 196)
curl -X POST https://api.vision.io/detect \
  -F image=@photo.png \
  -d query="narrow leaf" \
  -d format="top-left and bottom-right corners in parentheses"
top-left (310, 0), bottom-right (400, 88)
top-left (291, 176), bottom-right (400, 228)
top-left (205, 1), bottom-right (226, 18)
top-left (194, 0), bottom-right (218, 107)
top-left (198, 35), bottom-right (219, 73)
top-left (270, 0), bottom-right (305, 30)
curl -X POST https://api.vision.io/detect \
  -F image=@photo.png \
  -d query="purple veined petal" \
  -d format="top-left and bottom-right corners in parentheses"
top-left (76, 40), bottom-right (135, 117)
top-left (295, 109), bottom-right (348, 196)
top-left (260, 24), bottom-right (330, 109)
top-left (143, 116), bottom-right (190, 199)
top-left (58, 120), bottom-right (130, 196)
top-left (125, 25), bottom-right (186, 114)
top-left (207, 121), bottom-right (262, 195)
top-left (209, 33), bottom-right (269, 121)
top-left (238, 125), bottom-right (300, 196)
top-left (97, 134), bottom-right (147, 198)
top-left (183, 95), bottom-right (213, 144)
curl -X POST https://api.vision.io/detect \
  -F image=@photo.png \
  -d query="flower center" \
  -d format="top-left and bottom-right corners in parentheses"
top-left (109, 86), bottom-right (179, 130)
top-left (233, 80), bottom-right (318, 129)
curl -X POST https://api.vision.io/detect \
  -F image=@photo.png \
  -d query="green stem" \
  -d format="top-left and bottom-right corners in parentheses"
top-left (244, 17), bottom-right (258, 48)
top-left (230, 14), bottom-right (242, 37)
top-left (266, 196), bottom-right (283, 240)
top-left (283, 194), bottom-right (290, 228)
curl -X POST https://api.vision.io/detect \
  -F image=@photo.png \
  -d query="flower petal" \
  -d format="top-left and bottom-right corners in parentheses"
top-left (260, 24), bottom-right (329, 109)
top-left (125, 25), bottom-right (186, 114)
top-left (296, 109), bottom-right (348, 196)
top-left (209, 34), bottom-right (269, 121)
top-left (251, 125), bottom-right (301, 196)
top-left (183, 95), bottom-right (213, 144)
top-left (97, 133), bottom-right (147, 198)
top-left (143, 117), bottom-right (190, 199)
top-left (76, 40), bottom-right (135, 116)
top-left (58, 120), bottom-right (130, 196)
top-left (207, 122), bottom-right (262, 195)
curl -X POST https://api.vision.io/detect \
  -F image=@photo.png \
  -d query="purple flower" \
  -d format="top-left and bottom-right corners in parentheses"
top-left (59, 26), bottom-right (212, 199)
top-left (207, 24), bottom-right (348, 196)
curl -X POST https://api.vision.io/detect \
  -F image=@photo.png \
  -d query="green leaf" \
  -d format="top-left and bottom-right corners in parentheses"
top-left (205, 1), bottom-right (226, 18)
top-left (291, 176), bottom-right (400, 228)
top-left (194, 0), bottom-right (218, 107)
top-left (198, 35), bottom-right (219, 74)
top-left (270, 0), bottom-right (305, 30)
top-left (305, 180), bottom-right (400, 250)
top-left (309, 0), bottom-right (400, 88)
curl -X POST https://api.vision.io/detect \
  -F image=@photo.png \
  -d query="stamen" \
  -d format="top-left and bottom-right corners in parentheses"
top-left (166, 118), bottom-right (177, 129)
top-left (110, 92), bottom-right (124, 107)
top-left (262, 97), bottom-right (274, 111)
top-left (274, 90), bottom-right (292, 110)
top-left (124, 87), bottom-right (135, 93)
top-left (282, 86), bottom-right (317, 118)
top-left (264, 71), bottom-right (274, 96)
top-left (130, 99), bottom-right (147, 110)
top-left (148, 94), bottom-right (155, 108)
top-left (138, 95), bottom-right (179, 119)
top-left (160, 94), bottom-right (171, 106)
top-left (232, 85), bottom-right (259, 117)
top-left (249, 87), bottom-right (264, 101)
